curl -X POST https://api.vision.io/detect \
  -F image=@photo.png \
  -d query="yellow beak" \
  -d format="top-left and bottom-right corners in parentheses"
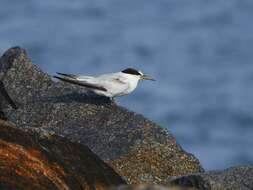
top-left (141, 75), bottom-right (155, 81)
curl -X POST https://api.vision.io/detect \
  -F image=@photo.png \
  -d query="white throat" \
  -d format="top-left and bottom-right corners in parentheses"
top-left (121, 73), bottom-right (140, 93)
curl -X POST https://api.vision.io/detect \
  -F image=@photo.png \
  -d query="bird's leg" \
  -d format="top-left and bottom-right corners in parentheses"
top-left (110, 97), bottom-right (117, 107)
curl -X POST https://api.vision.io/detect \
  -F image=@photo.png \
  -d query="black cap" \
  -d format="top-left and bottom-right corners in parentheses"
top-left (121, 68), bottom-right (142, 76)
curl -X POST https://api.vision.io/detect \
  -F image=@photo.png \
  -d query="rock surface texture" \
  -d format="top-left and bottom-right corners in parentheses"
top-left (169, 165), bottom-right (253, 190)
top-left (0, 47), bottom-right (203, 184)
top-left (112, 165), bottom-right (253, 190)
top-left (110, 185), bottom-right (197, 190)
top-left (0, 119), bottom-right (125, 190)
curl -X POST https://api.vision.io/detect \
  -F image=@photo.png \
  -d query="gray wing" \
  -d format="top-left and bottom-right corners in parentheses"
top-left (96, 73), bottom-right (130, 95)
top-left (54, 73), bottom-right (107, 91)
top-left (56, 72), bottom-right (94, 81)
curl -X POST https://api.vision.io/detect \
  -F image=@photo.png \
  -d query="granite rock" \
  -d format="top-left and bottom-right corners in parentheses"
top-left (0, 47), bottom-right (204, 183)
top-left (169, 165), bottom-right (253, 190)
top-left (110, 184), bottom-right (197, 190)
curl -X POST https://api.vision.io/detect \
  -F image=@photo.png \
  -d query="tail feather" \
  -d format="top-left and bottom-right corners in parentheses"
top-left (53, 76), bottom-right (107, 91)
top-left (56, 72), bottom-right (77, 79)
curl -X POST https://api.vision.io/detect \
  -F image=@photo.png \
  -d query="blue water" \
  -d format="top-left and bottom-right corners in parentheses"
top-left (1, 0), bottom-right (253, 170)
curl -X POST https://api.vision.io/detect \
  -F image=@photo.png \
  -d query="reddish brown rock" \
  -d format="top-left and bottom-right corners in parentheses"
top-left (0, 119), bottom-right (125, 190)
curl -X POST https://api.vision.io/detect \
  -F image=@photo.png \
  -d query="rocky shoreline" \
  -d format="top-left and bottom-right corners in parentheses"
top-left (0, 47), bottom-right (252, 190)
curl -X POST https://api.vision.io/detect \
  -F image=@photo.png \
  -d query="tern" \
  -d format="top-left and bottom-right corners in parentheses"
top-left (54, 68), bottom-right (155, 100)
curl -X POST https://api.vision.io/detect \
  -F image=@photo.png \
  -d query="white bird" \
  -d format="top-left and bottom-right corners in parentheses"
top-left (54, 68), bottom-right (155, 100)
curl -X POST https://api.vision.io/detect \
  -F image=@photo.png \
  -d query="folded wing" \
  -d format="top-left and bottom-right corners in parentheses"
top-left (96, 74), bottom-right (130, 96)
top-left (54, 73), bottom-right (107, 91)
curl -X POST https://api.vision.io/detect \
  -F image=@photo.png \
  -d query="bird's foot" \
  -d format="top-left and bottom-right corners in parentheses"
top-left (110, 98), bottom-right (118, 109)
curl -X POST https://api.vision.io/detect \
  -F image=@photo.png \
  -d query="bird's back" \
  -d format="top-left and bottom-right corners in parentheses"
top-left (55, 71), bottom-right (139, 98)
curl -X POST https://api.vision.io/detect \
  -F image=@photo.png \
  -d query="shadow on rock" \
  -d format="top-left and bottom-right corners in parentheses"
top-left (41, 91), bottom-right (112, 106)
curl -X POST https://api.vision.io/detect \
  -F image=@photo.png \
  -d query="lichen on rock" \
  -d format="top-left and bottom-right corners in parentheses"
top-left (0, 119), bottom-right (125, 190)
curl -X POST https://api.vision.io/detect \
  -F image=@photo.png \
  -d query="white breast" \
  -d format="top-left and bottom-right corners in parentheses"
top-left (117, 74), bottom-right (140, 96)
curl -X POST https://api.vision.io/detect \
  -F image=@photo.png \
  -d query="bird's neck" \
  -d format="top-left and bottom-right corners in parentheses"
top-left (126, 75), bottom-right (139, 90)
top-left (120, 73), bottom-right (140, 89)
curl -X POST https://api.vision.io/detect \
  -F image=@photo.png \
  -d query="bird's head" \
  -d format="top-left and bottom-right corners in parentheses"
top-left (121, 68), bottom-right (155, 81)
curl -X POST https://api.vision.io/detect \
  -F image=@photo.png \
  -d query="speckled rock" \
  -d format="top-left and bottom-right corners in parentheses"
top-left (0, 119), bottom-right (125, 190)
top-left (169, 165), bottom-right (253, 190)
top-left (0, 47), bottom-right (204, 184)
top-left (110, 184), bottom-right (197, 190)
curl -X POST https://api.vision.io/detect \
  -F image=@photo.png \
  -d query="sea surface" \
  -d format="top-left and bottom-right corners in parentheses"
top-left (1, 0), bottom-right (253, 170)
